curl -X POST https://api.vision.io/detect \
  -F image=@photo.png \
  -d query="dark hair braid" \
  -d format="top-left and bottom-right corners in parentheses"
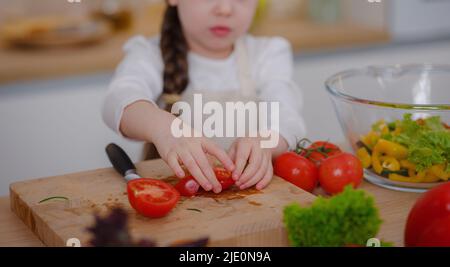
top-left (160, 5), bottom-right (189, 111)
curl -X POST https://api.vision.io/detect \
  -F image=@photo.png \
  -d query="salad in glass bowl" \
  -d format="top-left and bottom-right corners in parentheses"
top-left (325, 64), bottom-right (450, 192)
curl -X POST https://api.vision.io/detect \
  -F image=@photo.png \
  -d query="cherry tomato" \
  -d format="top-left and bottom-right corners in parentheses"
top-left (318, 153), bottom-right (363, 195)
top-left (274, 152), bottom-right (319, 192)
top-left (214, 167), bottom-right (235, 190)
top-left (175, 167), bottom-right (235, 196)
top-left (405, 182), bottom-right (450, 247)
top-left (127, 178), bottom-right (180, 218)
top-left (300, 141), bottom-right (342, 165)
top-left (174, 176), bottom-right (200, 197)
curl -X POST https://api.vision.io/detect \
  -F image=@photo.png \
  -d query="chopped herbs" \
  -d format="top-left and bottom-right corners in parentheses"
top-left (38, 196), bottom-right (69, 204)
top-left (187, 208), bottom-right (202, 213)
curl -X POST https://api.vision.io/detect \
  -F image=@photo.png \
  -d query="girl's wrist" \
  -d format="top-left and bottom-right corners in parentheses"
top-left (269, 134), bottom-right (289, 159)
top-left (145, 109), bottom-right (177, 145)
top-left (244, 131), bottom-right (289, 158)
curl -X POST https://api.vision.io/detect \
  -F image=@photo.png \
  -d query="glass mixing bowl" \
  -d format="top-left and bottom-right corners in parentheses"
top-left (325, 64), bottom-right (450, 193)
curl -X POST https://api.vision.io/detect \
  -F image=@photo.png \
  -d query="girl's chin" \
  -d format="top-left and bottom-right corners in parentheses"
top-left (205, 39), bottom-right (237, 53)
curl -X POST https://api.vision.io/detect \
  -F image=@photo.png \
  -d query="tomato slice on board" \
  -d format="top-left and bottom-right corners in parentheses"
top-left (127, 178), bottom-right (180, 218)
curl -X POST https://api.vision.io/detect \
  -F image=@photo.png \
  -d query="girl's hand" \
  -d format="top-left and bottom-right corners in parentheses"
top-left (119, 102), bottom-right (234, 193)
top-left (154, 132), bottom-right (235, 194)
top-left (227, 137), bottom-right (274, 191)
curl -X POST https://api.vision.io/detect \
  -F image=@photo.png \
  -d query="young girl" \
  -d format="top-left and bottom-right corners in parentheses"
top-left (102, 0), bottom-right (306, 194)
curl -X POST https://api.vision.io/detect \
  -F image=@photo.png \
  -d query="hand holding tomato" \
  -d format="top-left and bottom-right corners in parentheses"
top-left (228, 137), bottom-right (274, 191)
top-left (175, 167), bottom-right (235, 197)
top-left (153, 120), bottom-right (235, 194)
top-left (174, 176), bottom-right (200, 197)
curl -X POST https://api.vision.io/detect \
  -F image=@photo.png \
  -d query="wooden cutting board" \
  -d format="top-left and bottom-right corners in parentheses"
top-left (9, 159), bottom-right (316, 247)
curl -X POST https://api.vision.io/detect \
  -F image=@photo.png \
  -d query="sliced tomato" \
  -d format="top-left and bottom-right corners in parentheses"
top-left (175, 176), bottom-right (200, 197)
top-left (127, 178), bottom-right (180, 218)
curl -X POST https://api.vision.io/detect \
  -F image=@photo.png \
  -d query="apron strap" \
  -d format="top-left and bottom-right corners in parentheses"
top-left (235, 37), bottom-right (256, 98)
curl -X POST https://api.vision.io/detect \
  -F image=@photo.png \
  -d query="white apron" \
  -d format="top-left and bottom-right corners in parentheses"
top-left (143, 38), bottom-right (258, 160)
top-left (177, 37), bottom-right (258, 150)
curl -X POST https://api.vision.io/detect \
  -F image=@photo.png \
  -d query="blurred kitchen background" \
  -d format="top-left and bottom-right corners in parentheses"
top-left (0, 0), bottom-right (450, 194)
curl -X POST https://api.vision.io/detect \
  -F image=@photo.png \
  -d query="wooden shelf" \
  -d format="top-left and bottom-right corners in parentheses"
top-left (251, 17), bottom-right (390, 52)
top-left (0, 5), bottom-right (390, 84)
top-left (0, 6), bottom-right (164, 84)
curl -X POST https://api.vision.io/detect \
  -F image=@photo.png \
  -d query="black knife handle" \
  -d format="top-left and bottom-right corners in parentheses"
top-left (105, 143), bottom-right (137, 176)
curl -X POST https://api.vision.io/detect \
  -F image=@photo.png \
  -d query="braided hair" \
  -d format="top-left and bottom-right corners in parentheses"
top-left (160, 5), bottom-right (189, 112)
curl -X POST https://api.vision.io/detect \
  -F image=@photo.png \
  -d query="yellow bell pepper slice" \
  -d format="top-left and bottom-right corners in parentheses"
top-left (380, 156), bottom-right (401, 171)
top-left (381, 125), bottom-right (390, 135)
top-left (430, 164), bottom-right (450, 181)
top-left (356, 147), bottom-right (372, 168)
top-left (422, 170), bottom-right (441, 183)
top-left (392, 126), bottom-right (402, 136)
top-left (372, 139), bottom-right (409, 174)
top-left (400, 160), bottom-right (416, 170)
top-left (372, 120), bottom-right (386, 133)
top-left (361, 131), bottom-right (380, 150)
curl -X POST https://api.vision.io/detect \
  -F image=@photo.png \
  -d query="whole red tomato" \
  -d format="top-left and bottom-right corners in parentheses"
top-left (318, 153), bottom-right (363, 195)
top-left (405, 182), bottom-right (450, 247)
top-left (274, 152), bottom-right (319, 192)
top-left (301, 141), bottom-right (342, 165)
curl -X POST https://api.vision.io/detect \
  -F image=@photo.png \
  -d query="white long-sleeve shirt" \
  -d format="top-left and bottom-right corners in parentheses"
top-left (102, 34), bottom-right (307, 150)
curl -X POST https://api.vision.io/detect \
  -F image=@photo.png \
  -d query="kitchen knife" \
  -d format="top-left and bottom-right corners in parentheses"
top-left (105, 143), bottom-right (141, 181)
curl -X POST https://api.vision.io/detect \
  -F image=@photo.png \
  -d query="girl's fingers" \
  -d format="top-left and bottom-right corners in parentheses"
top-left (232, 142), bottom-right (251, 180)
top-left (256, 162), bottom-right (273, 190)
top-left (239, 153), bottom-right (269, 190)
top-left (227, 142), bottom-right (237, 163)
top-left (203, 141), bottom-right (235, 172)
top-left (192, 146), bottom-right (221, 193)
top-left (178, 150), bottom-right (213, 191)
top-left (167, 151), bottom-right (185, 178)
top-left (236, 145), bottom-right (263, 185)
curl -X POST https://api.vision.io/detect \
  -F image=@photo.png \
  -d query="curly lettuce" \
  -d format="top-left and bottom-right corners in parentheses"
top-left (389, 114), bottom-right (450, 172)
top-left (283, 187), bottom-right (382, 247)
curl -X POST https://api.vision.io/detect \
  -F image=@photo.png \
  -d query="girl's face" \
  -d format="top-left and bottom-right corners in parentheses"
top-left (169, 0), bottom-right (258, 58)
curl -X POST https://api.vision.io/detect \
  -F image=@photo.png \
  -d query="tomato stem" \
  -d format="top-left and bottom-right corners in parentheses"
top-left (294, 139), bottom-right (338, 163)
